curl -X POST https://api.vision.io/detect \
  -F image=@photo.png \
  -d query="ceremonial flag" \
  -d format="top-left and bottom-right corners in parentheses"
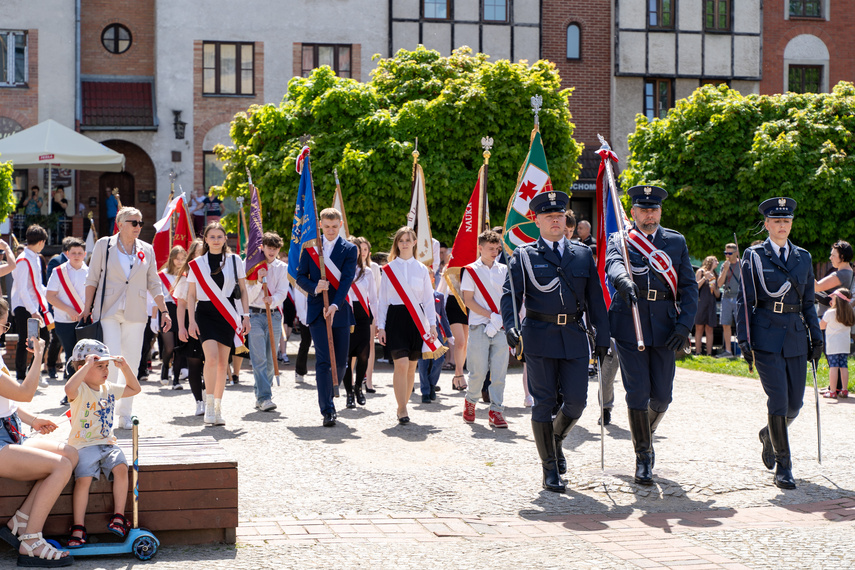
top-left (502, 129), bottom-right (554, 254)
top-left (287, 146), bottom-right (318, 287)
top-left (84, 219), bottom-right (97, 254)
top-left (333, 169), bottom-right (350, 239)
top-left (244, 181), bottom-right (266, 281)
top-left (595, 146), bottom-right (629, 309)
top-left (153, 193), bottom-right (191, 269)
top-left (406, 155), bottom-right (434, 269)
top-left (444, 157), bottom-right (490, 311)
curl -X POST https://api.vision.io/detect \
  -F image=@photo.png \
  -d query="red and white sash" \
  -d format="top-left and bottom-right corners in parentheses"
top-left (55, 262), bottom-right (84, 316)
top-left (189, 258), bottom-right (244, 348)
top-left (464, 263), bottom-right (501, 315)
top-left (306, 247), bottom-right (371, 316)
top-left (158, 271), bottom-right (175, 301)
top-left (625, 228), bottom-right (678, 302)
top-left (18, 256), bottom-right (54, 329)
top-left (383, 263), bottom-right (447, 359)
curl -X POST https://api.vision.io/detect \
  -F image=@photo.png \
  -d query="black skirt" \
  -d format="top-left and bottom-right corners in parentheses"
top-left (385, 304), bottom-right (423, 361)
top-left (445, 294), bottom-right (468, 326)
top-left (196, 300), bottom-right (236, 348)
top-left (282, 297), bottom-right (297, 328)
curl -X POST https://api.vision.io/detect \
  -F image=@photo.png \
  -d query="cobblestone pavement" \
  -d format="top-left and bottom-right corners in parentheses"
top-left (3, 342), bottom-right (854, 569)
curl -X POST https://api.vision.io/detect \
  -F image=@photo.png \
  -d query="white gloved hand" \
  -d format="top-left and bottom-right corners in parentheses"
top-left (150, 318), bottom-right (159, 334)
top-left (485, 323), bottom-right (498, 338)
top-left (490, 312), bottom-right (503, 331)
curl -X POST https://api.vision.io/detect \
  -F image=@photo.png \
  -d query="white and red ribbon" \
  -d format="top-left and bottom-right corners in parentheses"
top-left (56, 263), bottom-right (84, 315)
top-left (626, 228), bottom-right (679, 304)
top-left (464, 264), bottom-right (501, 315)
top-left (382, 263), bottom-right (446, 359)
top-left (19, 257), bottom-right (54, 329)
top-left (305, 247), bottom-right (371, 316)
top-left (189, 258), bottom-right (243, 348)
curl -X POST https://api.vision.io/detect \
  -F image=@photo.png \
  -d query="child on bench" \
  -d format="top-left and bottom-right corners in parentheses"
top-left (64, 339), bottom-right (141, 547)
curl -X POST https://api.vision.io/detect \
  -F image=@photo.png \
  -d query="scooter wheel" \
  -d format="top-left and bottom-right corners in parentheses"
top-left (133, 535), bottom-right (158, 561)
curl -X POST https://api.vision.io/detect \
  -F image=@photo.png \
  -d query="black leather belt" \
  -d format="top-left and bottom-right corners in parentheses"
top-left (640, 288), bottom-right (674, 301)
top-left (249, 306), bottom-right (280, 314)
top-left (758, 300), bottom-right (801, 314)
top-left (526, 310), bottom-right (580, 325)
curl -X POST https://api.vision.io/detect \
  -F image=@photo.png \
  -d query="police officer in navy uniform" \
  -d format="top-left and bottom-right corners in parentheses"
top-left (605, 185), bottom-right (698, 485)
top-left (736, 197), bottom-right (822, 489)
top-left (501, 191), bottom-right (610, 493)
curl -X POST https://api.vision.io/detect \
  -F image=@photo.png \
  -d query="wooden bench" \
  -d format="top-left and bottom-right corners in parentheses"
top-left (0, 436), bottom-right (238, 545)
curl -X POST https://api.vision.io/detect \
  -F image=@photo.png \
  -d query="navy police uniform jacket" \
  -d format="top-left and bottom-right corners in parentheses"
top-left (501, 237), bottom-right (609, 359)
top-left (736, 239), bottom-right (820, 356)
top-left (605, 226), bottom-right (698, 346)
top-left (295, 237), bottom-right (358, 329)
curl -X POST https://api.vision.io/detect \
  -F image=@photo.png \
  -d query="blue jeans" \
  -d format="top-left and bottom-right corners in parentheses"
top-left (418, 352), bottom-right (445, 395)
top-left (464, 324), bottom-right (509, 412)
top-left (247, 312), bottom-right (283, 404)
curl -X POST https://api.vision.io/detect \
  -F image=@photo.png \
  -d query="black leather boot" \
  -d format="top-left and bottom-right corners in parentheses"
top-left (531, 420), bottom-right (565, 492)
top-left (759, 416), bottom-right (792, 470)
top-left (628, 408), bottom-right (654, 486)
top-left (768, 414), bottom-right (796, 489)
top-left (647, 407), bottom-right (666, 468)
top-left (552, 410), bottom-right (579, 475)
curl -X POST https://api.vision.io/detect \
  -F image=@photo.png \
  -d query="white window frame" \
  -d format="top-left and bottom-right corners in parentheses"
top-left (0, 31), bottom-right (28, 87)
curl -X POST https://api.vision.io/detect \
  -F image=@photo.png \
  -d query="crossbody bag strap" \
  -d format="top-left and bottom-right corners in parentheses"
top-left (98, 237), bottom-right (112, 317)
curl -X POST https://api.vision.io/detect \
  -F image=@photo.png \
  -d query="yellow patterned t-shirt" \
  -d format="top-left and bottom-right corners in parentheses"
top-left (67, 382), bottom-right (125, 449)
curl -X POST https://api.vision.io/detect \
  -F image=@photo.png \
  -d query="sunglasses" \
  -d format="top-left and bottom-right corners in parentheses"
top-left (723, 251), bottom-right (734, 255)
top-left (124, 220), bottom-right (144, 228)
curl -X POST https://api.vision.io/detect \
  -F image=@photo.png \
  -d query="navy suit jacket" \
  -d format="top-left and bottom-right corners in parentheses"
top-left (605, 225), bottom-right (698, 347)
top-left (295, 237), bottom-right (358, 328)
top-left (501, 237), bottom-right (609, 359)
top-left (736, 238), bottom-right (820, 356)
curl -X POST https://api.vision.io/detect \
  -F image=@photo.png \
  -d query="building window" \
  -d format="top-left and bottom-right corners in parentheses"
top-left (566, 24), bottom-right (581, 59)
top-left (101, 24), bottom-right (132, 54)
top-left (204, 152), bottom-right (227, 193)
top-left (701, 78), bottom-right (729, 87)
top-left (788, 65), bottom-right (822, 93)
top-left (484, 0), bottom-right (507, 22)
top-left (789, 0), bottom-right (822, 17)
top-left (301, 44), bottom-right (351, 78)
top-left (423, 0), bottom-right (450, 19)
top-left (644, 79), bottom-right (672, 120)
top-left (0, 31), bottom-right (27, 86)
top-left (203, 42), bottom-right (254, 95)
top-left (704, 0), bottom-right (730, 31)
top-left (648, 0), bottom-right (675, 29)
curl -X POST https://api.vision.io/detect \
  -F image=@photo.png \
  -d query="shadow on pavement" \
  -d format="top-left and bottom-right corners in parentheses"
top-left (178, 426), bottom-right (249, 440)
top-left (465, 421), bottom-right (527, 444)
top-left (288, 423), bottom-right (361, 443)
top-left (241, 409), bottom-right (284, 422)
top-left (381, 423), bottom-right (440, 442)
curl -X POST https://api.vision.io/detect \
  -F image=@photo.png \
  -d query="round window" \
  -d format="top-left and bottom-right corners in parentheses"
top-left (101, 24), bottom-right (132, 54)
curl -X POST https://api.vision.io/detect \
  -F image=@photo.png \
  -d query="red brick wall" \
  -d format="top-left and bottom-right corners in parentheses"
top-left (80, 0), bottom-right (155, 76)
top-left (541, 1), bottom-right (611, 158)
top-left (193, 41), bottom-right (265, 192)
top-left (0, 29), bottom-right (38, 130)
top-left (761, 3), bottom-right (854, 94)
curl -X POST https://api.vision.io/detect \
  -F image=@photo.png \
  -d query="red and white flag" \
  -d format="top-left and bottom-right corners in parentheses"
top-left (153, 193), bottom-right (192, 269)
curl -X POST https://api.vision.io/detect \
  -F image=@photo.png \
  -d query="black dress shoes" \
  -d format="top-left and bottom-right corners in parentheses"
top-left (323, 413), bottom-right (336, 427)
top-left (597, 408), bottom-right (612, 426)
top-left (346, 393), bottom-right (356, 409)
top-left (355, 386), bottom-right (366, 406)
top-left (397, 415), bottom-right (410, 424)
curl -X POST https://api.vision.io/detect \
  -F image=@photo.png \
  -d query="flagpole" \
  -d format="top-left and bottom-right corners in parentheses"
top-left (168, 175), bottom-right (176, 253)
top-left (245, 168), bottom-right (280, 380)
top-left (334, 168), bottom-right (350, 237)
top-left (304, 138), bottom-right (339, 394)
top-left (480, 136), bottom-right (493, 233)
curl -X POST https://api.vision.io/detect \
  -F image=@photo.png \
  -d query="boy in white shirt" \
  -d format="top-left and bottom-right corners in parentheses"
top-left (46, 237), bottom-right (88, 386)
top-left (11, 225), bottom-right (51, 381)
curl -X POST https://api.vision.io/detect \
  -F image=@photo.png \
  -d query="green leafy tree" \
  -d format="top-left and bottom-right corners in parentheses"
top-left (0, 156), bottom-right (14, 222)
top-left (215, 46), bottom-right (582, 248)
top-left (620, 82), bottom-right (855, 259)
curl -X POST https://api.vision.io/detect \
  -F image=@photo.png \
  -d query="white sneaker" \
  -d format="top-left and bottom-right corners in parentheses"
top-left (226, 379), bottom-right (235, 387)
top-left (257, 399), bottom-right (277, 412)
top-left (160, 378), bottom-right (170, 387)
top-left (524, 395), bottom-right (534, 408)
top-left (214, 399), bottom-right (225, 426)
top-left (118, 416), bottom-right (134, 430)
top-left (295, 373), bottom-right (304, 383)
top-left (39, 378), bottom-right (49, 388)
top-left (179, 368), bottom-right (189, 380)
top-left (204, 396), bottom-right (216, 425)
top-left (195, 400), bottom-right (205, 416)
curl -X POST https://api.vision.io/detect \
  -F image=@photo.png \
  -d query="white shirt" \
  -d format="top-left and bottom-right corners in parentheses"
top-left (159, 272), bottom-right (177, 304)
top-left (322, 235), bottom-right (338, 259)
top-left (294, 287), bottom-right (308, 323)
top-left (377, 256), bottom-right (436, 330)
top-left (460, 258), bottom-right (507, 327)
top-left (172, 275), bottom-right (189, 303)
top-left (0, 355), bottom-right (17, 418)
top-left (187, 253), bottom-right (245, 302)
top-left (823, 309), bottom-right (850, 355)
top-left (247, 258), bottom-right (288, 310)
top-left (46, 262), bottom-right (89, 322)
top-left (11, 248), bottom-right (45, 314)
top-left (769, 240), bottom-right (788, 262)
top-left (541, 237), bottom-right (565, 257)
top-left (352, 266), bottom-right (378, 313)
top-left (368, 261), bottom-right (382, 297)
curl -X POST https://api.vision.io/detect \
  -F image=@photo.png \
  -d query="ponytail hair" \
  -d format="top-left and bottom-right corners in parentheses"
top-left (833, 288), bottom-right (855, 327)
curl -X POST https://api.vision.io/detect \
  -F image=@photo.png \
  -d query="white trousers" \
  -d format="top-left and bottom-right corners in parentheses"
top-left (101, 312), bottom-right (147, 419)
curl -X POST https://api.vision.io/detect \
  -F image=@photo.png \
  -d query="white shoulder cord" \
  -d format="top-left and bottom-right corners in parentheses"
top-left (518, 246), bottom-right (564, 305)
top-left (749, 248), bottom-right (790, 299)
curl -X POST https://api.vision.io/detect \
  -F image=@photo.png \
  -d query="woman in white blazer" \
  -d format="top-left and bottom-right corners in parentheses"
top-left (82, 207), bottom-right (173, 429)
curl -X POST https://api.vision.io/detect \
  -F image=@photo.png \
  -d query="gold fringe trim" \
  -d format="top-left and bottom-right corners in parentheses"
top-left (235, 345), bottom-right (249, 356)
top-left (422, 344), bottom-right (449, 360)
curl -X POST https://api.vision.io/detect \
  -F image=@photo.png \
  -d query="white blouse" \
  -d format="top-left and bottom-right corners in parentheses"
top-left (0, 355), bottom-right (17, 418)
top-left (187, 253), bottom-right (246, 302)
top-left (377, 256), bottom-right (436, 330)
top-left (352, 266), bottom-right (378, 312)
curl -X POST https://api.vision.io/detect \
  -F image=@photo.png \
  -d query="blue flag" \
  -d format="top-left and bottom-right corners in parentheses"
top-left (287, 148), bottom-right (317, 285)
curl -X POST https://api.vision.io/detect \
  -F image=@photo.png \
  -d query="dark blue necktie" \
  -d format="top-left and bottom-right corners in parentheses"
top-left (553, 241), bottom-right (561, 261)
top-left (779, 248), bottom-right (787, 264)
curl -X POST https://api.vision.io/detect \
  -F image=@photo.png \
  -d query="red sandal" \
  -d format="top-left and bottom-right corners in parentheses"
top-left (822, 390), bottom-right (838, 399)
top-left (67, 525), bottom-right (87, 548)
top-left (107, 513), bottom-right (130, 538)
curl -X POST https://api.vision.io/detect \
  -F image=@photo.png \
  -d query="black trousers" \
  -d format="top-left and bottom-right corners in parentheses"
top-left (344, 318), bottom-right (372, 394)
top-left (295, 322), bottom-right (313, 376)
top-left (14, 307), bottom-right (50, 379)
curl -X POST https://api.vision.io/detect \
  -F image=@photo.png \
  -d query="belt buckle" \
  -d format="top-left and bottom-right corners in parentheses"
top-left (556, 314), bottom-right (567, 325)
top-left (647, 289), bottom-right (657, 301)
top-left (773, 301), bottom-right (784, 314)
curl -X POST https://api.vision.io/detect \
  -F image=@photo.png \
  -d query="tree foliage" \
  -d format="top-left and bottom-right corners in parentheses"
top-left (0, 157), bottom-right (13, 222)
top-left (620, 82), bottom-right (855, 259)
top-left (215, 46), bottom-right (582, 249)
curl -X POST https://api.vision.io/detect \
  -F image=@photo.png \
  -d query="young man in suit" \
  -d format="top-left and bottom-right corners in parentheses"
top-left (296, 208), bottom-right (358, 427)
